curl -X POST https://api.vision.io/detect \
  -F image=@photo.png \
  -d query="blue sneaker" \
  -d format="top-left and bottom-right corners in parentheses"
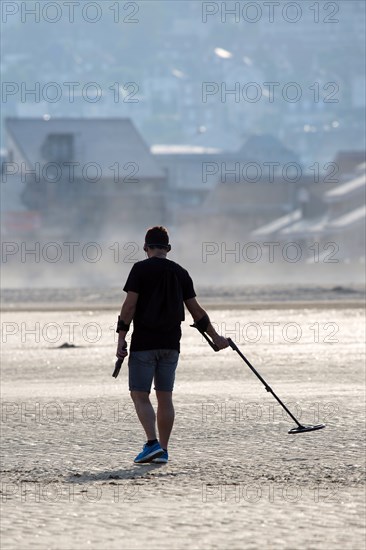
top-left (134, 442), bottom-right (164, 464)
top-left (152, 450), bottom-right (168, 464)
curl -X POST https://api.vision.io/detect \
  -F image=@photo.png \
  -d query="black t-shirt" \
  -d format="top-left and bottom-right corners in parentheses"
top-left (123, 257), bottom-right (196, 352)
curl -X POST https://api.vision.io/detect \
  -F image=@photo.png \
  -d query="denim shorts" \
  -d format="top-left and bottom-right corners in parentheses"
top-left (128, 349), bottom-right (179, 393)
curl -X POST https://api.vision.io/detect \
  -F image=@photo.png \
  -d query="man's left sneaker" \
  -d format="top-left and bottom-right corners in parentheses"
top-left (152, 450), bottom-right (168, 464)
top-left (134, 442), bottom-right (164, 464)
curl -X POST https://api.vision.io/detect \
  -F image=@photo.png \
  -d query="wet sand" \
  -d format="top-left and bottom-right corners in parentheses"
top-left (1, 305), bottom-right (365, 549)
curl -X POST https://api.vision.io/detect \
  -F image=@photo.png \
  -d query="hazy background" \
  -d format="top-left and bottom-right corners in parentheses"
top-left (1, 0), bottom-right (365, 289)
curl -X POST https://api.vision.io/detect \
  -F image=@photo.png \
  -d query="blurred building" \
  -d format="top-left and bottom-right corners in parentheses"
top-left (151, 144), bottom-right (222, 214)
top-left (3, 117), bottom-right (167, 237)
top-left (251, 151), bottom-right (366, 264)
top-left (153, 134), bottom-right (301, 228)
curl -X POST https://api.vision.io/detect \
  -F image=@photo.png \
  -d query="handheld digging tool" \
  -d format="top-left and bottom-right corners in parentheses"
top-left (191, 322), bottom-right (325, 434)
top-left (112, 344), bottom-right (127, 378)
top-left (112, 358), bottom-right (123, 378)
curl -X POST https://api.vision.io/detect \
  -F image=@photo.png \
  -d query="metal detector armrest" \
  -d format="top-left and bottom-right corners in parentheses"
top-left (190, 322), bottom-right (219, 352)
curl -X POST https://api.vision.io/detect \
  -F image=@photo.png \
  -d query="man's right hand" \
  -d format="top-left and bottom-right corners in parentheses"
top-left (212, 335), bottom-right (229, 350)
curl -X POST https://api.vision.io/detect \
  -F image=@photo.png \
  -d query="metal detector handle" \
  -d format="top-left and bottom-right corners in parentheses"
top-left (202, 331), bottom-right (220, 352)
top-left (227, 337), bottom-right (238, 351)
top-left (190, 323), bottom-right (219, 352)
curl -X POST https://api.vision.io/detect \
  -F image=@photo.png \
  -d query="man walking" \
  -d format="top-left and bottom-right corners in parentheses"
top-left (116, 226), bottom-right (228, 464)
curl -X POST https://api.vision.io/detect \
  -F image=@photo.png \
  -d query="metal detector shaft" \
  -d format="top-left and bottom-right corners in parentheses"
top-left (227, 338), bottom-right (303, 428)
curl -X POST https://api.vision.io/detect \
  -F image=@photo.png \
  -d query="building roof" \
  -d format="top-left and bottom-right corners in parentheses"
top-left (333, 150), bottom-right (366, 174)
top-left (327, 205), bottom-right (366, 231)
top-left (252, 209), bottom-right (302, 237)
top-left (279, 217), bottom-right (328, 237)
top-left (6, 117), bottom-right (165, 180)
top-left (237, 134), bottom-right (300, 165)
top-left (252, 204), bottom-right (366, 240)
top-left (151, 144), bottom-right (222, 155)
top-left (324, 173), bottom-right (366, 202)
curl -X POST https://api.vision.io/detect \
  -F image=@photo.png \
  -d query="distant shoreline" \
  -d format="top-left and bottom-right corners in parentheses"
top-left (1, 283), bottom-right (364, 312)
top-left (1, 299), bottom-right (364, 312)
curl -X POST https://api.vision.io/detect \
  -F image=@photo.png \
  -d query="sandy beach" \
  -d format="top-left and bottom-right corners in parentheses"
top-left (1, 301), bottom-right (365, 550)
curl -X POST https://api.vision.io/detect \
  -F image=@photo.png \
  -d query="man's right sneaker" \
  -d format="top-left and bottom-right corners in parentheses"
top-left (152, 450), bottom-right (168, 464)
top-left (134, 442), bottom-right (164, 464)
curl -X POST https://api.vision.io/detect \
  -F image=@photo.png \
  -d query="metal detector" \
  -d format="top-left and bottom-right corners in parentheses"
top-left (191, 323), bottom-right (325, 434)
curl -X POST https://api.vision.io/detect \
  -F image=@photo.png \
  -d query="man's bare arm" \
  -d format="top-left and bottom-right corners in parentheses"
top-left (184, 297), bottom-right (228, 350)
top-left (119, 291), bottom-right (138, 327)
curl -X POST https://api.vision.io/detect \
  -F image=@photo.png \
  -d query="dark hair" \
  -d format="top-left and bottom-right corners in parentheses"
top-left (145, 226), bottom-right (169, 248)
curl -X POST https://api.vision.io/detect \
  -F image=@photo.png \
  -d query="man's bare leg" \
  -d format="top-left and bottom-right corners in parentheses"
top-left (130, 391), bottom-right (157, 441)
top-left (156, 391), bottom-right (175, 450)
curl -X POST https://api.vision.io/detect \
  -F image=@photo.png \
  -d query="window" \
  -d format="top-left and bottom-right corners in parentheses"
top-left (41, 134), bottom-right (74, 162)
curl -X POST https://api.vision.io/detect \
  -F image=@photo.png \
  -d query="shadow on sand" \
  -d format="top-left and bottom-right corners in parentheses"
top-left (65, 463), bottom-right (166, 483)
